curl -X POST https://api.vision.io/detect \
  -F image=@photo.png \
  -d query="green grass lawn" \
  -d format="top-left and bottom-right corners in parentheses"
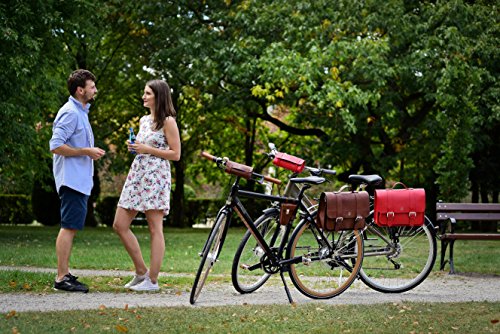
top-left (1, 225), bottom-right (500, 333)
top-left (2, 302), bottom-right (500, 334)
top-left (0, 225), bottom-right (244, 273)
top-left (1, 224), bottom-right (499, 293)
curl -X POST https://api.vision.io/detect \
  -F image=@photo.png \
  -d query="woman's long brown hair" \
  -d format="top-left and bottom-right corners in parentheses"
top-left (146, 80), bottom-right (176, 131)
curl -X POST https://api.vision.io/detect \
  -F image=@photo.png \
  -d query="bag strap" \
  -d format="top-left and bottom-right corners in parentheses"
top-left (408, 190), bottom-right (417, 223)
top-left (391, 182), bottom-right (408, 190)
top-left (335, 193), bottom-right (343, 224)
top-left (387, 182), bottom-right (407, 222)
top-left (354, 192), bottom-right (363, 222)
top-left (337, 185), bottom-right (350, 193)
top-left (385, 189), bottom-right (394, 223)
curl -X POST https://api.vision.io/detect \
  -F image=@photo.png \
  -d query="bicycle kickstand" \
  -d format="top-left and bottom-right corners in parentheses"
top-left (279, 268), bottom-right (295, 304)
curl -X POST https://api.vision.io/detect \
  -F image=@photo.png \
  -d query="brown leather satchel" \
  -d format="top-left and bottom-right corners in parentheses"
top-left (316, 189), bottom-right (370, 231)
top-left (280, 202), bottom-right (298, 226)
top-left (224, 160), bottom-right (253, 179)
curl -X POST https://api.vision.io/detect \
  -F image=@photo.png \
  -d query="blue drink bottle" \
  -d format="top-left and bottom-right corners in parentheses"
top-left (129, 127), bottom-right (136, 154)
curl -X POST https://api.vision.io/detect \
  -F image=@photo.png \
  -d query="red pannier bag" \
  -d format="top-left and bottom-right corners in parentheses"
top-left (316, 188), bottom-right (369, 231)
top-left (374, 182), bottom-right (426, 227)
top-left (273, 152), bottom-right (305, 173)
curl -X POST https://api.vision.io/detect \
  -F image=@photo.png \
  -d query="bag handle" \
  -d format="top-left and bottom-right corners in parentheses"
top-left (337, 185), bottom-right (350, 193)
top-left (391, 182), bottom-right (414, 190)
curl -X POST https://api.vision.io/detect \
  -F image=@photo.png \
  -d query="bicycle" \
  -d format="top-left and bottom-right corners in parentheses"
top-left (352, 175), bottom-right (437, 293)
top-left (190, 152), bottom-right (364, 305)
top-left (231, 145), bottom-right (337, 294)
top-left (232, 145), bottom-right (437, 294)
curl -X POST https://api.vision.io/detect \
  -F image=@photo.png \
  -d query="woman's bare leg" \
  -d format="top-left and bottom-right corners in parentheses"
top-left (145, 210), bottom-right (165, 284)
top-left (113, 207), bottom-right (148, 275)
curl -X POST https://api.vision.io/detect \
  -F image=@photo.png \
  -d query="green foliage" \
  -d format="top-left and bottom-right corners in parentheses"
top-left (0, 0), bottom-right (61, 192)
top-left (1, 0), bottom-right (498, 208)
top-left (0, 194), bottom-right (34, 225)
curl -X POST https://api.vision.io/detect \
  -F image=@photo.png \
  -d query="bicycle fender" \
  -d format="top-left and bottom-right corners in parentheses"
top-left (262, 207), bottom-right (279, 215)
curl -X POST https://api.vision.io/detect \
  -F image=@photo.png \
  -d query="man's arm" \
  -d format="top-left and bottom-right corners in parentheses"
top-left (51, 144), bottom-right (105, 160)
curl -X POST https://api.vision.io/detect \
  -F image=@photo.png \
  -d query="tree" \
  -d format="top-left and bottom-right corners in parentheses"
top-left (0, 0), bottom-right (63, 193)
top-left (2, 0), bottom-right (498, 228)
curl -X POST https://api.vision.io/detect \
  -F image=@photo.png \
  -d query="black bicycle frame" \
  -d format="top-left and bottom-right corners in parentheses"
top-left (200, 175), bottom-right (319, 271)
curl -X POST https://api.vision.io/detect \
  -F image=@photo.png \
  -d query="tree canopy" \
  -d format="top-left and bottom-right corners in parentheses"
top-left (1, 0), bottom-right (498, 224)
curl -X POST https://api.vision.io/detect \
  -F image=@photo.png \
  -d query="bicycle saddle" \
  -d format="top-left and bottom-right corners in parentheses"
top-left (348, 174), bottom-right (383, 186)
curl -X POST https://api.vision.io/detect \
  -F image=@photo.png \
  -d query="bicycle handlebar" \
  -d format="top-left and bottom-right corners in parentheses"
top-left (200, 151), bottom-right (218, 162)
top-left (200, 151), bottom-right (281, 185)
top-left (304, 166), bottom-right (337, 176)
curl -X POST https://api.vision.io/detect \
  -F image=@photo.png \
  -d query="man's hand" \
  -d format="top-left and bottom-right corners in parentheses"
top-left (87, 147), bottom-right (106, 160)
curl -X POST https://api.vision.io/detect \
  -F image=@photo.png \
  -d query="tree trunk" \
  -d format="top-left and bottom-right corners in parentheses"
top-left (479, 188), bottom-right (496, 232)
top-left (171, 158), bottom-right (186, 227)
top-left (471, 178), bottom-right (479, 203)
top-left (85, 173), bottom-right (100, 227)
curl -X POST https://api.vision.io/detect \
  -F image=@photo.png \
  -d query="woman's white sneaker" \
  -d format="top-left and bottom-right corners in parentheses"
top-left (124, 271), bottom-right (149, 288)
top-left (129, 276), bottom-right (159, 292)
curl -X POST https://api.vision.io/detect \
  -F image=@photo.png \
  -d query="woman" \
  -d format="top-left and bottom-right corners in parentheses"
top-left (113, 80), bottom-right (181, 291)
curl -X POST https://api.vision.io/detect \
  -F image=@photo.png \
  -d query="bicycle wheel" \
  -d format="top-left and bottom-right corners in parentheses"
top-left (287, 219), bottom-right (364, 299)
top-left (231, 209), bottom-right (286, 294)
top-left (358, 215), bottom-right (437, 293)
top-left (189, 210), bottom-right (230, 304)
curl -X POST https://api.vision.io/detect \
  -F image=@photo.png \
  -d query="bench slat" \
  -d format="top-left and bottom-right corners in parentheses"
top-left (437, 201), bottom-right (500, 274)
top-left (436, 212), bottom-right (500, 221)
top-left (441, 233), bottom-right (500, 240)
top-left (436, 203), bottom-right (500, 212)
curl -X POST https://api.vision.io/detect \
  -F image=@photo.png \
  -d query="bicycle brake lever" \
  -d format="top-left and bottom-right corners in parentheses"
top-left (254, 175), bottom-right (265, 184)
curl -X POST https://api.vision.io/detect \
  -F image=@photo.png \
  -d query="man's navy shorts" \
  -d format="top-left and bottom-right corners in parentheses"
top-left (59, 186), bottom-right (89, 230)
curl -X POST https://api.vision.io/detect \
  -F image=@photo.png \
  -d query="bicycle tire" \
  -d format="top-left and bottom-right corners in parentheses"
top-left (231, 209), bottom-right (286, 294)
top-left (286, 219), bottom-right (364, 299)
top-left (189, 210), bottom-right (230, 304)
top-left (358, 215), bottom-right (437, 293)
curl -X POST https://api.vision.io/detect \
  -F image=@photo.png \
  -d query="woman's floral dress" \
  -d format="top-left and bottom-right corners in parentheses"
top-left (118, 115), bottom-right (171, 215)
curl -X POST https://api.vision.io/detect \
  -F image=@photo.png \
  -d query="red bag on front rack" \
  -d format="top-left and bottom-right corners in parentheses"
top-left (272, 152), bottom-right (305, 173)
top-left (374, 183), bottom-right (426, 227)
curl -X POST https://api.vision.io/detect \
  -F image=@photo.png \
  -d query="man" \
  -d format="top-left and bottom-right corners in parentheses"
top-left (49, 69), bottom-right (106, 292)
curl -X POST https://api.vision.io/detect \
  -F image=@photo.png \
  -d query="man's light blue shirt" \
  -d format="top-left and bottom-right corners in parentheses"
top-left (50, 96), bottom-right (95, 196)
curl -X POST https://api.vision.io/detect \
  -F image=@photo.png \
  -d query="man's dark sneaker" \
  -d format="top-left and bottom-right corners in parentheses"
top-left (54, 273), bottom-right (89, 293)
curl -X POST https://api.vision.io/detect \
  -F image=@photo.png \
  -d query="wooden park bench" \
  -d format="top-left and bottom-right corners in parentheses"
top-left (436, 202), bottom-right (500, 274)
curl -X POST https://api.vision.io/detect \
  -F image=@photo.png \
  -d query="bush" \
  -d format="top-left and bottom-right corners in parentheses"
top-left (0, 194), bottom-right (35, 225)
top-left (171, 184), bottom-right (197, 199)
top-left (95, 196), bottom-right (119, 227)
top-left (184, 198), bottom-right (222, 226)
top-left (95, 195), bottom-right (270, 228)
top-left (31, 179), bottom-right (60, 226)
top-left (184, 197), bottom-right (269, 227)
top-left (95, 196), bottom-right (171, 227)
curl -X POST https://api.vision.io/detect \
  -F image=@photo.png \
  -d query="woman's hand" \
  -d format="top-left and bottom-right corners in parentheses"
top-left (127, 140), bottom-right (150, 154)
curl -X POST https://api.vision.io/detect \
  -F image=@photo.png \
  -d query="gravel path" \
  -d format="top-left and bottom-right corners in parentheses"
top-left (1, 266), bottom-right (500, 312)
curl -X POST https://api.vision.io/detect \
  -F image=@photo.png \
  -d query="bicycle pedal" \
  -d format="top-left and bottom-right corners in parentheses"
top-left (240, 264), bottom-right (250, 270)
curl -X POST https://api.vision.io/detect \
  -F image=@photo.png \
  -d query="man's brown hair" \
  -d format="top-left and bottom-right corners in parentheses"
top-left (67, 69), bottom-right (96, 97)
